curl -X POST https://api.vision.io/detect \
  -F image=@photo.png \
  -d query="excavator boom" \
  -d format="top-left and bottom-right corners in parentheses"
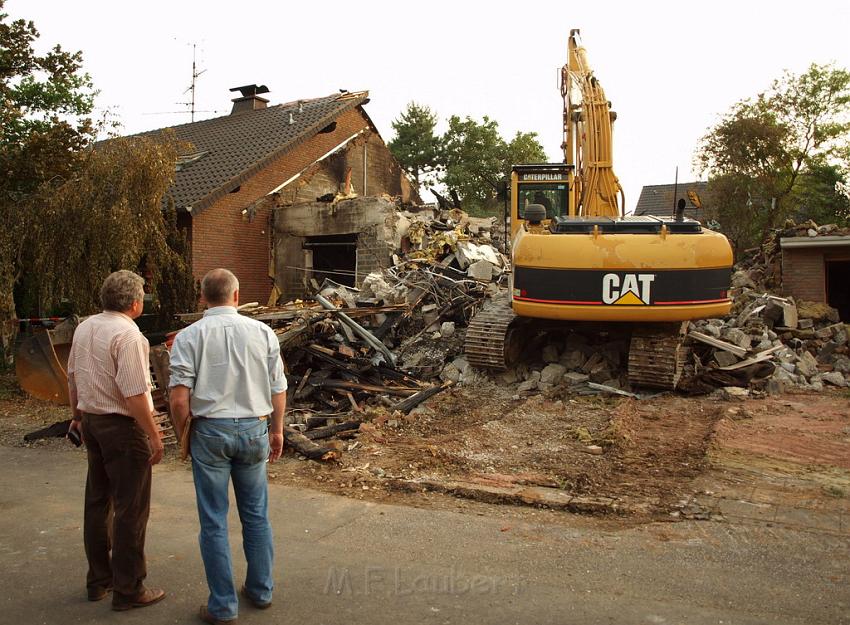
top-left (562, 29), bottom-right (623, 217)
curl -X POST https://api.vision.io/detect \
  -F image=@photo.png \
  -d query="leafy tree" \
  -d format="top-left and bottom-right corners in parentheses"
top-left (0, 1), bottom-right (96, 361)
top-left (696, 63), bottom-right (850, 250)
top-left (156, 199), bottom-right (199, 329)
top-left (0, 3), bottom-right (194, 363)
top-left (30, 133), bottom-right (191, 315)
top-left (388, 102), bottom-right (440, 189)
top-left (439, 115), bottom-right (547, 215)
top-left (791, 161), bottom-right (850, 226)
top-left (506, 130), bottom-right (549, 168)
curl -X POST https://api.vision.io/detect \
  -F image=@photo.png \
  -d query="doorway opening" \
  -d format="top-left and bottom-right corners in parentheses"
top-left (826, 259), bottom-right (850, 321)
top-left (304, 234), bottom-right (357, 287)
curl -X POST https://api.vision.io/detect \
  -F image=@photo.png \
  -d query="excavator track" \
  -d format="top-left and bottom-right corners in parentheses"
top-left (627, 322), bottom-right (690, 390)
top-left (464, 297), bottom-right (519, 370)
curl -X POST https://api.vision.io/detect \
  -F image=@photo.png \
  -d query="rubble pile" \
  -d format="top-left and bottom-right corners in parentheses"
top-left (733, 218), bottom-right (850, 292)
top-left (184, 206), bottom-right (509, 460)
top-left (440, 327), bottom-right (633, 397)
top-left (168, 213), bottom-right (847, 461)
top-left (684, 293), bottom-right (849, 397)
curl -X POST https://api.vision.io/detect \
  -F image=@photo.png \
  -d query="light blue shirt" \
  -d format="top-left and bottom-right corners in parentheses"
top-left (169, 306), bottom-right (287, 418)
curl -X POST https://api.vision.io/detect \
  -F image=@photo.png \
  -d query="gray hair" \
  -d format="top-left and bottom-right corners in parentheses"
top-left (201, 268), bottom-right (239, 306)
top-left (100, 270), bottom-right (145, 312)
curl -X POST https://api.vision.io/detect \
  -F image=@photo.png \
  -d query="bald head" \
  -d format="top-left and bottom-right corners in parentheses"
top-left (201, 269), bottom-right (239, 307)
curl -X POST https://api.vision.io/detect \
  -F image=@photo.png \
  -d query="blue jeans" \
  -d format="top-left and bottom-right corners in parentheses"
top-left (191, 417), bottom-right (273, 620)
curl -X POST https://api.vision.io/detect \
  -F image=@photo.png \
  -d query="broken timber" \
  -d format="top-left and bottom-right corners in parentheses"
top-left (283, 426), bottom-right (339, 461)
top-left (688, 331), bottom-right (748, 358)
top-left (315, 294), bottom-right (397, 366)
top-left (392, 381), bottom-right (454, 414)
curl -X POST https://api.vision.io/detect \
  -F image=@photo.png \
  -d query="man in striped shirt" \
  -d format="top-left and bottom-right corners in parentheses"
top-left (67, 270), bottom-right (166, 611)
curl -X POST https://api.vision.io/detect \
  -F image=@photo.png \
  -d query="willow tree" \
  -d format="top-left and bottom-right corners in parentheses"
top-left (30, 134), bottom-right (193, 314)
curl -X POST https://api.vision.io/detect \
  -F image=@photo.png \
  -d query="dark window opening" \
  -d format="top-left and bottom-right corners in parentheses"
top-left (304, 233), bottom-right (357, 287)
top-left (517, 183), bottom-right (568, 220)
top-left (826, 259), bottom-right (850, 321)
top-left (229, 185), bottom-right (241, 194)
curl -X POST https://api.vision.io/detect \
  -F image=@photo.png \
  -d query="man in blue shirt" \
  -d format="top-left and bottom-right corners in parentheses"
top-left (169, 268), bottom-right (287, 625)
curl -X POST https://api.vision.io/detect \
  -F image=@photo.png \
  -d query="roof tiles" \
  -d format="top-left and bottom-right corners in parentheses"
top-left (135, 92), bottom-right (368, 213)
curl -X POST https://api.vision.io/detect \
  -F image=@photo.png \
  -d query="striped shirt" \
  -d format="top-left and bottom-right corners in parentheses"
top-left (168, 306), bottom-right (287, 419)
top-left (67, 311), bottom-right (154, 417)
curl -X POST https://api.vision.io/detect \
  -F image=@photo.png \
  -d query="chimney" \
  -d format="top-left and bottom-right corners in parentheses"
top-left (229, 84), bottom-right (270, 115)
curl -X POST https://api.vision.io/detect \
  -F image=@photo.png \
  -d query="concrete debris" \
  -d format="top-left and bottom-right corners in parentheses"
top-left (540, 363), bottom-right (567, 386)
top-left (822, 371), bottom-right (848, 387)
top-left (466, 259), bottom-right (496, 281)
top-left (683, 286), bottom-right (849, 394)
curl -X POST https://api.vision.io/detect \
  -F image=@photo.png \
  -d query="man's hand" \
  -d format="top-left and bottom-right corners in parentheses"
top-left (149, 438), bottom-right (164, 466)
top-left (269, 431), bottom-right (284, 463)
top-left (68, 419), bottom-right (84, 446)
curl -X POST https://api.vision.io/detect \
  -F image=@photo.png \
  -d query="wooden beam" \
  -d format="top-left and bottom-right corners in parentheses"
top-left (688, 331), bottom-right (748, 358)
top-left (392, 381), bottom-right (453, 414)
top-left (303, 420), bottom-right (362, 440)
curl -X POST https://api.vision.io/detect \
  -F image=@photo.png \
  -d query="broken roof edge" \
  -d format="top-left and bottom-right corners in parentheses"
top-left (185, 91), bottom-right (369, 216)
top-left (269, 129), bottom-right (368, 195)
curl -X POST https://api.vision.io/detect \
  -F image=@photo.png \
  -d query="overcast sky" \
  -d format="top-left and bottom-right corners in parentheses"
top-left (11, 0), bottom-right (850, 212)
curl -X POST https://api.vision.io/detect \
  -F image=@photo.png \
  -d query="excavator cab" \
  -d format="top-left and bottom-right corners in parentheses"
top-left (511, 164), bottom-right (573, 238)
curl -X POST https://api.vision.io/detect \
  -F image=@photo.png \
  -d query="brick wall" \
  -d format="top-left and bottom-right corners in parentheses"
top-left (191, 108), bottom-right (370, 304)
top-left (782, 247), bottom-right (826, 302)
top-left (363, 133), bottom-right (419, 203)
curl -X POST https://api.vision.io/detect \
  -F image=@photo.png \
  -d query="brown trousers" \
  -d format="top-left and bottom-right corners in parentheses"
top-left (82, 413), bottom-right (151, 597)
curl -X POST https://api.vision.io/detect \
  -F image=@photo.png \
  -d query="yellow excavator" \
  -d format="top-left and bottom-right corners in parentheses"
top-left (464, 30), bottom-right (733, 389)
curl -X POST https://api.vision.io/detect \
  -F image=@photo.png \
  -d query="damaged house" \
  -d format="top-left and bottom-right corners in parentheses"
top-left (140, 85), bottom-right (419, 304)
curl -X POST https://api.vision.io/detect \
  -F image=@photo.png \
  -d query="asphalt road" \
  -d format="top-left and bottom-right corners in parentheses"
top-left (0, 446), bottom-right (847, 625)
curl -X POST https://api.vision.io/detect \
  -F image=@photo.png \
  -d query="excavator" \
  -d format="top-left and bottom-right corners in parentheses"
top-left (464, 30), bottom-right (733, 389)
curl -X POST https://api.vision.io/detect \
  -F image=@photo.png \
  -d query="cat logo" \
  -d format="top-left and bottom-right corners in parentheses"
top-left (602, 273), bottom-right (655, 305)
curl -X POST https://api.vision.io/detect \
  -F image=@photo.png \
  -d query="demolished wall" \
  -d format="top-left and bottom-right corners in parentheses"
top-left (272, 197), bottom-right (401, 301)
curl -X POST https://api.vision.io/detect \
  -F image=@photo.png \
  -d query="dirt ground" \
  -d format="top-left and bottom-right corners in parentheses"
top-left (6, 369), bottom-right (847, 524)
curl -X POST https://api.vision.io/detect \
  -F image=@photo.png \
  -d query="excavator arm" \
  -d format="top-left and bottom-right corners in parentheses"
top-left (561, 29), bottom-right (624, 217)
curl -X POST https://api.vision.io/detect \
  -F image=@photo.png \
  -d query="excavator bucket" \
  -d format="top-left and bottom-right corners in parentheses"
top-left (15, 317), bottom-right (78, 405)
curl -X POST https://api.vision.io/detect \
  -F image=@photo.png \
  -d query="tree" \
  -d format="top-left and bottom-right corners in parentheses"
top-left (29, 133), bottom-right (191, 315)
top-left (791, 161), bottom-right (850, 227)
top-left (439, 115), bottom-right (547, 215)
top-left (388, 102), bottom-right (440, 189)
top-left (0, 3), bottom-right (194, 362)
top-left (695, 63), bottom-right (850, 250)
top-left (0, 1), bottom-right (96, 361)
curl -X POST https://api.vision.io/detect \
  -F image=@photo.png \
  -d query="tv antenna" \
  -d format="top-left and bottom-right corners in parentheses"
top-left (182, 44), bottom-right (206, 122)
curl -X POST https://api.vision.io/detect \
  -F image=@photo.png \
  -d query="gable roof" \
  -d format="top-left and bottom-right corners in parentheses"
top-left (633, 181), bottom-right (708, 220)
top-left (138, 91), bottom-right (369, 214)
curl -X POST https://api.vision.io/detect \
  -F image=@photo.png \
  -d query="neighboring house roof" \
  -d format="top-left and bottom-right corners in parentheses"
top-left (633, 181), bottom-right (708, 220)
top-left (137, 91), bottom-right (369, 214)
